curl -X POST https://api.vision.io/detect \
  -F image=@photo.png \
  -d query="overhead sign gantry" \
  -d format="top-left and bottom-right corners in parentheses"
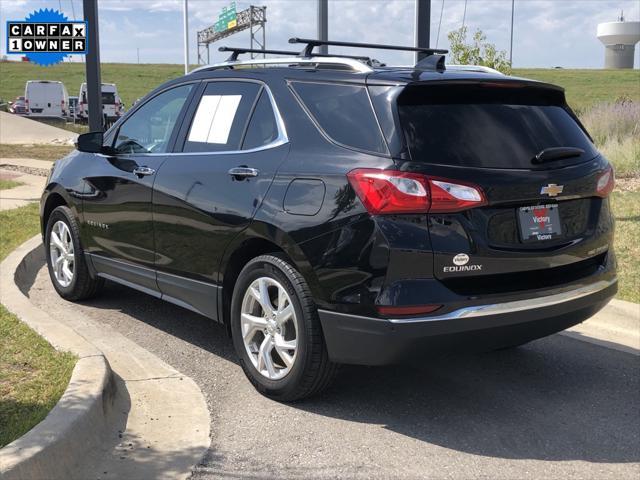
top-left (197, 3), bottom-right (267, 64)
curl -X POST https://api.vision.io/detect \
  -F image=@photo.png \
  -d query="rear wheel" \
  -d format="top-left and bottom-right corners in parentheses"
top-left (230, 254), bottom-right (338, 401)
top-left (45, 206), bottom-right (104, 300)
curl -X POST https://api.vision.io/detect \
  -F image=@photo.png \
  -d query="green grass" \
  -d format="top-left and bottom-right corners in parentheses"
top-left (0, 62), bottom-right (185, 109)
top-left (1, 62), bottom-right (638, 113)
top-left (0, 203), bottom-right (76, 447)
top-left (0, 306), bottom-right (76, 448)
top-left (0, 144), bottom-right (74, 162)
top-left (0, 179), bottom-right (24, 190)
top-left (513, 68), bottom-right (640, 113)
top-left (610, 190), bottom-right (640, 303)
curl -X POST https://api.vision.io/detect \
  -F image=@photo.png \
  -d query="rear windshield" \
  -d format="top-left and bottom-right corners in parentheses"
top-left (102, 92), bottom-right (116, 104)
top-left (397, 84), bottom-right (598, 169)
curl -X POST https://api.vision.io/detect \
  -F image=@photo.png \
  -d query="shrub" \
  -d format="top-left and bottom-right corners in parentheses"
top-left (447, 26), bottom-right (512, 75)
top-left (580, 100), bottom-right (639, 178)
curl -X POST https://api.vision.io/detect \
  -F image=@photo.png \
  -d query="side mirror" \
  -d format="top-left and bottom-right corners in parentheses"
top-left (76, 131), bottom-right (105, 153)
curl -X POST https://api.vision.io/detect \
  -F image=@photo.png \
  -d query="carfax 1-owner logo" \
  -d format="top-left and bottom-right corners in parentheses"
top-left (6, 8), bottom-right (87, 66)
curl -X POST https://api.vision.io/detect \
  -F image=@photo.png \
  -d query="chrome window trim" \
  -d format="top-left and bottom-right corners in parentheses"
top-left (105, 80), bottom-right (289, 158)
top-left (318, 278), bottom-right (617, 324)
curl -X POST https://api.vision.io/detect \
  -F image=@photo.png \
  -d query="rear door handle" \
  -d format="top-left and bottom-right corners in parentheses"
top-left (133, 166), bottom-right (155, 177)
top-left (228, 167), bottom-right (259, 178)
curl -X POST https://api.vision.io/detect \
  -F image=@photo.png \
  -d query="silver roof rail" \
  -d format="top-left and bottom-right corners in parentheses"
top-left (189, 56), bottom-right (374, 75)
top-left (446, 64), bottom-right (505, 75)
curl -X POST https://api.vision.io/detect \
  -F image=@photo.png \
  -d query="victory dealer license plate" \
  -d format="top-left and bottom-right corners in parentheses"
top-left (518, 204), bottom-right (562, 242)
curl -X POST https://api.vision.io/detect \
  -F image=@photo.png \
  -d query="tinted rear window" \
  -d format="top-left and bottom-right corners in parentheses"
top-left (291, 82), bottom-right (387, 155)
top-left (102, 92), bottom-right (116, 104)
top-left (398, 84), bottom-right (597, 169)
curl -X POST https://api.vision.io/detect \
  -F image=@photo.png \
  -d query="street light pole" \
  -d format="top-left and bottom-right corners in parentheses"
top-left (83, 0), bottom-right (103, 132)
top-left (318, 0), bottom-right (328, 55)
top-left (509, 0), bottom-right (515, 66)
top-left (415, 0), bottom-right (431, 62)
top-left (183, 0), bottom-right (189, 74)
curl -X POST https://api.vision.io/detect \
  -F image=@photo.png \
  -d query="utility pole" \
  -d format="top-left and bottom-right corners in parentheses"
top-left (318, 0), bottom-right (328, 55)
top-left (83, 0), bottom-right (103, 132)
top-left (183, 0), bottom-right (189, 74)
top-left (509, 0), bottom-right (515, 66)
top-left (415, 0), bottom-right (431, 62)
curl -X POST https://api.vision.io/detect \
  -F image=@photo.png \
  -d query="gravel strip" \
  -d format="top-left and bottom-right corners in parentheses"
top-left (0, 164), bottom-right (50, 177)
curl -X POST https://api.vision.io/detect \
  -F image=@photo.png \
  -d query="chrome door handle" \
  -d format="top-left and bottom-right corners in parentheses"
top-left (133, 166), bottom-right (155, 177)
top-left (228, 167), bottom-right (259, 178)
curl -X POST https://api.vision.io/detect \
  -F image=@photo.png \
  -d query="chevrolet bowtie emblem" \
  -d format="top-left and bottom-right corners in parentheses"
top-left (541, 184), bottom-right (564, 197)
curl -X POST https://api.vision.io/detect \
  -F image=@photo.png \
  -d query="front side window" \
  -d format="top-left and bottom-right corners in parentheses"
top-left (114, 84), bottom-right (193, 154)
top-left (183, 81), bottom-right (261, 153)
top-left (290, 81), bottom-right (387, 155)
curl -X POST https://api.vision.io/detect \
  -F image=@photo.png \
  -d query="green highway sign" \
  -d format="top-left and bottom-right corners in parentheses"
top-left (214, 2), bottom-right (237, 33)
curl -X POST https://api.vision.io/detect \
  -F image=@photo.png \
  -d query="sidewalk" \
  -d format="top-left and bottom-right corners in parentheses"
top-left (0, 158), bottom-right (52, 210)
top-left (0, 169), bottom-right (46, 210)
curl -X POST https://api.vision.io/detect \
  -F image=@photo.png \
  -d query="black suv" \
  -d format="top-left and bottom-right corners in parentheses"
top-left (41, 39), bottom-right (616, 401)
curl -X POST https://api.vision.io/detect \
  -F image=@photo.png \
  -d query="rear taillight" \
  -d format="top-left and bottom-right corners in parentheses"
top-left (428, 179), bottom-right (487, 213)
top-left (596, 166), bottom-right (614, 197)
top-left (347, 169), bottom-right (487, 215)
top-left (346, 169), bottom-right (428, 214)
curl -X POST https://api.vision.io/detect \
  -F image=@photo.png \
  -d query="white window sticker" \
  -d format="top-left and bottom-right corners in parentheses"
top-left (188, 94), bottom-right (242, 144)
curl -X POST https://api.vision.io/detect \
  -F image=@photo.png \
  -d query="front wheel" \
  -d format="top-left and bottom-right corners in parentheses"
top-left (230, 254), bottom-right (338, 401)
top-left (45, 206), bottom-right (104, 301)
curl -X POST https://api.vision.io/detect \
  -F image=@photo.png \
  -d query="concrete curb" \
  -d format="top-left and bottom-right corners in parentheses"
top-left (2, 235), bottom-right (211, 479)
top-left (564, 297), bottom-right (639, 355)
top-left (0, 236), bottom-right (115, 480)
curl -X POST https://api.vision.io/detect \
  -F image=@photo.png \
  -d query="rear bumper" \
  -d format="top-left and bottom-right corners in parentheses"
top-left (318, 278), bottom-right (617, 365)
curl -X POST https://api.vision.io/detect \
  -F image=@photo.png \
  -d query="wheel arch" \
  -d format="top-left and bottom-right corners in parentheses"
top-left (41, 186), bottom-right (74, 238)
top-left (218, 222), bottom-right (325, 331)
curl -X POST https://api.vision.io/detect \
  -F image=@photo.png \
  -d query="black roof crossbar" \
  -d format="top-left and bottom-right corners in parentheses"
top-left (218, 46), bottom-right (374, 64)
top-left (289, 37), bottom-right (448, 58)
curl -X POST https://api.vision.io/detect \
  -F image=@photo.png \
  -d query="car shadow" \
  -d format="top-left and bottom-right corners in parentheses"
top-left (75, 279), bottom-right (639, 465)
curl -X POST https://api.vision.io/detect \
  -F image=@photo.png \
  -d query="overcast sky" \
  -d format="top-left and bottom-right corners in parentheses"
top-left (1, 0), bottom-right (639, 68)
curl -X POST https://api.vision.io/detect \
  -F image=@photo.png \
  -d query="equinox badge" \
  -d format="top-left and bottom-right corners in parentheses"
top-left (541, 184), bottom-right (564, 197)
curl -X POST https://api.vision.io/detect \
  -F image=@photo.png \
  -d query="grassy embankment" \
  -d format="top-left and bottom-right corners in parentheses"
top-left (0, 204), bottom-right (76, 447)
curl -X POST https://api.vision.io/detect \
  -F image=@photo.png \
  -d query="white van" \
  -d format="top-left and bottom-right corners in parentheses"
top-left (78, 82), bottom-right (121, 124)
top-left (24, 80), bottom-right (69, 117)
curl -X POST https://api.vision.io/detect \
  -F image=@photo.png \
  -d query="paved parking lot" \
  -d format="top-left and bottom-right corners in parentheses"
top-left (30, 269), bottom-right (639, 479)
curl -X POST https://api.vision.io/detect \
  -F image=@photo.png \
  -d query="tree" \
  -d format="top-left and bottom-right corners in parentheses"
top-left (447, 26), bottom-right (512, 75)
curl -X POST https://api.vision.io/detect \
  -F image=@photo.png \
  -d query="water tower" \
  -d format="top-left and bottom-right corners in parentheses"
top-left (597, 12), bottom-right (640, 69)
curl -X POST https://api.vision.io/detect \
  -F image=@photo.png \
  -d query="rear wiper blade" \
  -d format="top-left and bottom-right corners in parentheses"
top-left (533, 147), bottom-right (585, 164)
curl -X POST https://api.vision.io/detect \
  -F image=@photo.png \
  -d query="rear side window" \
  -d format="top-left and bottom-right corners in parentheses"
top-left (398, 84), bottom-right (598, 169)
top-left (183, 81), bottom-right (260, 153)
top-left (242, 90), bottom-right (279, 150)
top-left (290, 82), bottom-right (387, 155)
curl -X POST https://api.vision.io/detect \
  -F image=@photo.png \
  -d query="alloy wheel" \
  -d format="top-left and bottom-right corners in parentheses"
top-left (240, 276), bottom-right (298, 380)
top-left (49, 220), bottom-right (75, 288)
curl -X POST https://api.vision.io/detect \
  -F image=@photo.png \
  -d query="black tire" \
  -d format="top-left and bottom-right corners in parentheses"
top-left (230, 254), bottom-right (339, 401)
top-left (45, 205), bottom-right (104, 301)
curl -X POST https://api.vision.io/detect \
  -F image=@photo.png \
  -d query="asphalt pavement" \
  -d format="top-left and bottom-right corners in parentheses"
top-left (29, 268), bottom-right (640, 479)
top-left (0, 111), bottom-right (76, 144)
